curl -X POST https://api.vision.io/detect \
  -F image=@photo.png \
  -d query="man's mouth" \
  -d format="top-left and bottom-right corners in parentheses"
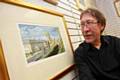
top-left (84, 34), bottom-right (92, 39)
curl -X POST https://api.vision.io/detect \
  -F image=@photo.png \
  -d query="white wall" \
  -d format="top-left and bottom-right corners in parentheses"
top-left (85, 0), bottom-right (96, 8)
top-left (96, 0), bottom-right (120, 37)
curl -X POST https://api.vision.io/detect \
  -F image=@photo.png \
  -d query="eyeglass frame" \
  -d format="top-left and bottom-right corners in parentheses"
top-left (80, 20), bottom-right (98, 28)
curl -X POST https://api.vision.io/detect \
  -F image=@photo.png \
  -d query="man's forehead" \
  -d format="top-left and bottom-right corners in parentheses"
top-left (80, 19), bottom-right (97, 22)
top-left (80, 13), bottom-right (96, 20)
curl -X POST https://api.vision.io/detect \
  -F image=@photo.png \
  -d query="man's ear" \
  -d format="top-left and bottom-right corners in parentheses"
top-left (101, 25), bottom-right (104, 31)
top-left (100, 25), bottom-right (105, 33)
top-left (98, 23), bottom-right (105, 33)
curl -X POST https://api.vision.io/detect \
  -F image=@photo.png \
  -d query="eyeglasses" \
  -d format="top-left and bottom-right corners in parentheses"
top-left (80, 20), bottom-right (98, 28)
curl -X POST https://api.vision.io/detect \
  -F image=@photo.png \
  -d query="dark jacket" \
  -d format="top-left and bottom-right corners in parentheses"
top-left (74, 35), bottom-right (120, 80)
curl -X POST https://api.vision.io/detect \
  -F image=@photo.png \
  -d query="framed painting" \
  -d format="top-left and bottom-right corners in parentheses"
top-left (114, 0), bottom-right (120, 17)
top-left (0, 0), bottom-right (73, 80)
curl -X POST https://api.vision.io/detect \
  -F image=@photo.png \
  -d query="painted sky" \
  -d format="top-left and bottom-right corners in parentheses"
top-left (18, 24), bottom-right (61, 41)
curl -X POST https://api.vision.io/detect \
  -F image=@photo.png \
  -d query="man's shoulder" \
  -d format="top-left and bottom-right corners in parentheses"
top-left (103, 35), bottom-right (120, 42)
top-left (103, 35), bottom-right (118, 38)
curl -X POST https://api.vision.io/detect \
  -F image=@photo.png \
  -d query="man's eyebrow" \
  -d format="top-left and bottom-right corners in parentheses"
top-left (81, 20), bottom-right (96, 22)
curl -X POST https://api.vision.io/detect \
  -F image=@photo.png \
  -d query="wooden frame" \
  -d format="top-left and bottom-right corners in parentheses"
top-left (0, 0), bottom-right (74, 80)
top-left (0, 41), bottom-right (9, 80)
top-left (43, 0), bottom-right (59, 5)
top-left (50, 64), bottom-right (75, 80)
top-left (114, 0), bottom-right (120, 17)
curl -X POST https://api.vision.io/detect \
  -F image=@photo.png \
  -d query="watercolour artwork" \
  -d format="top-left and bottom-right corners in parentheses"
top-left (18, 24), bottom-right (65, 63)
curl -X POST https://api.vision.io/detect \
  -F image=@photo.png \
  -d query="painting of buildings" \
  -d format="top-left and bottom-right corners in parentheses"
top-left (18, 24), bottom-right (65, 63)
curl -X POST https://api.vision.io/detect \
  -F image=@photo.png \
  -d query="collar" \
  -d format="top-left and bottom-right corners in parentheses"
top-left (83, 35), bottom-right (110, 50)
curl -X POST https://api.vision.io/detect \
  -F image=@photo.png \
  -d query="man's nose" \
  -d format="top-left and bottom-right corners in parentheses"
top-left (83, 25), bottom-right (90, 32)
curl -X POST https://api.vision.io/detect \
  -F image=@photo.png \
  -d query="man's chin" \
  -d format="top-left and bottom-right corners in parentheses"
top-left (85, 39), bottom-right (93, 43)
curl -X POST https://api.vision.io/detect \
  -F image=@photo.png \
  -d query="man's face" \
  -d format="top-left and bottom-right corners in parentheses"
top-left (80, 13), bottom-right (104, 44)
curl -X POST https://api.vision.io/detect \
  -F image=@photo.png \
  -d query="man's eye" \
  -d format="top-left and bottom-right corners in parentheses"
top-left (87, 21), bottom-right (92, 24)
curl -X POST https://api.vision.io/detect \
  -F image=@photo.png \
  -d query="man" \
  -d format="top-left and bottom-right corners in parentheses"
top-left (74, 8), bottom-right (120, 80)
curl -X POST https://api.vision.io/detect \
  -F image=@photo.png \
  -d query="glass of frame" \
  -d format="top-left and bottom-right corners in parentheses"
top-left (114, 0), bottom-right (120, 17)
top-left (0, 0), bottom-right (73, 80)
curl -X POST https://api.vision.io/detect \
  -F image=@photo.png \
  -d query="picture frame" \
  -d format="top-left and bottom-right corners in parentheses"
top-left (75, 0), bottom-right (86, 10)
top-left (0, 0), bottom-right (73, 80)
top-left (0, 40), bottom-right (10, 80)
top-left (43, 0), bottom-right (59, 5)
top-left (50, 64), bottom-right (75, 80)
top-left (114, 0), bottom-right (120, 17)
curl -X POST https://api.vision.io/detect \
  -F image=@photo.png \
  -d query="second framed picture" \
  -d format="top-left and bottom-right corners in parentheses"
top-left (114, 0), bottom-right (120, 17)
top-left (75, 0), bottom-right (86, 10)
